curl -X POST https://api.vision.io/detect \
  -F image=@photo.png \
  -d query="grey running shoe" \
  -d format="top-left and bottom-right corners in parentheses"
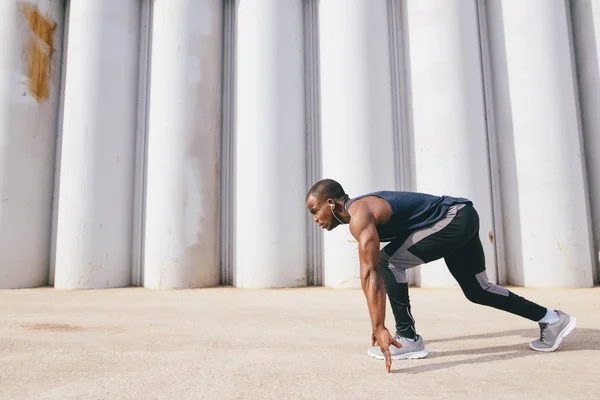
top-left (529, 310), bottom-right (576, 352)
top-left (367, 334), bottom-right (429, 360)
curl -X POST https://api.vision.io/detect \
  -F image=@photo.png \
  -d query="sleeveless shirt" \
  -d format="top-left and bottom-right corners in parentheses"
top-left (344, 191), bottom-right (472, 242)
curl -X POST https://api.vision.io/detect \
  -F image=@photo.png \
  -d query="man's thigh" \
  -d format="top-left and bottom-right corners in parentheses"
top-left (408, 204), bottom-right (479, 263)
top-left (381, 204), bottom-right (478, 283)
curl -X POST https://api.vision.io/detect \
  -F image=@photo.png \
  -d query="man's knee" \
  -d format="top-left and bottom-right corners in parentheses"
top-left (379, 250), bottom-right (397, 290)
top-left (389, 265), bottom-right (408, 284)
top-left (475, 271), bottom-right (509, 296)
top-left (463, 271), bottom-right (509, 304)
top-left (463, 288), bottom-right (487, 305)
top-left (379, 249), bottom-right (391, 268)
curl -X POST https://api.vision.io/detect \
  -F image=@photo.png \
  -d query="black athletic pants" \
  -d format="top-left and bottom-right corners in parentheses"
top-left (379, 203), bottom-right (547, 339)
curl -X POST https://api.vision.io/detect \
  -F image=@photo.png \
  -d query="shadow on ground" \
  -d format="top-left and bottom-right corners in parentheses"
top-left (392, 328), bottom-right (600, 374)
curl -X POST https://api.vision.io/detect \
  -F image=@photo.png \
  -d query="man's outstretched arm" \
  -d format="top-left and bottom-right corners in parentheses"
top-left (350, 208), bottom-right (401, 372)
top-left (354, 214), bottom-right (386, 330)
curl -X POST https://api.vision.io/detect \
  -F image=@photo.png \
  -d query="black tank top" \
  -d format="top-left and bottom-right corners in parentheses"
top-left (345, 191), bottom-right (472, 242)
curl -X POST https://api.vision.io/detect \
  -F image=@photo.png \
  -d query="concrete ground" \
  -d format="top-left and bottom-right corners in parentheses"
top-left (0, 286), bottom-right (599, 400)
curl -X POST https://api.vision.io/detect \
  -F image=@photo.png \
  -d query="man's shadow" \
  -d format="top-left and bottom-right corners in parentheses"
top-left (392, 328), bottom-right (600, 374)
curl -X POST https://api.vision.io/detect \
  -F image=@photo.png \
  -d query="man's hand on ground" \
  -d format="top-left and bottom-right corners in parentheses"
top-left (374, 327), bottom-right (402, 373)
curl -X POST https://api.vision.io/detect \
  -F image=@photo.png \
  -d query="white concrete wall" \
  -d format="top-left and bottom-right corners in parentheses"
top-left (53, 0), bottom-right (141, 289)
top-left (234, 0), bottom-right (307, 288)
top-left (318, 0), bottom-right (397, 289)
top-left (143, 0), bottom-right (222, 289)
top-left (1, 0), bottom-right (599, 290)
top-left (571, 0), bottom-right (600, 284)
top-left (486, 0), bottom-right (595, 287)
top-left (0, 0), bottom-right (64, 289)
top-left (403, 0), bottom-right (496, 287)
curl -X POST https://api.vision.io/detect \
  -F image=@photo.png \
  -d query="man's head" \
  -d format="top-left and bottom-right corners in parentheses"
top-left (306, 179), bottom-right (350, 231)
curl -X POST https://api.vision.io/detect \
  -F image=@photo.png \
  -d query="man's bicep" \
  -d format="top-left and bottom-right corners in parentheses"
top-left (358, 225), bottom-right (380, 263)
top-left (351, 214), bottom-right (380, 266)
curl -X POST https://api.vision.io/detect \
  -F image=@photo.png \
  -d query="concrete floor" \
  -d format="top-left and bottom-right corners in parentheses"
top-left (0, 286), bottom-right (599, 400)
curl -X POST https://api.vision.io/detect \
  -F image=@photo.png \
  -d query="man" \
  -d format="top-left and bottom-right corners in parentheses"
top-left (305, 178), bottom-right (576, 373)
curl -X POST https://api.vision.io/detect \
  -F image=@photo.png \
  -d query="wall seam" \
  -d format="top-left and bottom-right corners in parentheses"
top-left (220, 0), bottom-right (237, 286)
top-left (565, 0), bottom-right (598, 284)
top-left (476, 0), bottom-right (507, 285)
top-left (49, 0), bottom-right (71, 287)
top-left (387, 0), bottom-right (408, 192)
top-left (304, 0), bottom-right (323, 286)
top-left (131, 0), bottom-right (152, 287)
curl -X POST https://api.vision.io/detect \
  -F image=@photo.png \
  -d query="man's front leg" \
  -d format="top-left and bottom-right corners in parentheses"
top-left (371, 264), bottom-right (428, 360)
top-left (379, 263), bottom-right (417, 339)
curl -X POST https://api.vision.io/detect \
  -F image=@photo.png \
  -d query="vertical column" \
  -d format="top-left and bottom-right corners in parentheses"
top-left (318, 0), bottom-right (396, 288)
top-left (571, 0), bottom-right (600, 283)
top-left (487, 0), bottom-right (595, 287)
top-left (234, 0), bottom-right (307, 288)
top-left (402, 0), bottom-right (496, 287)
top-left (304, 0), bottom-right (323, 285)
top-left (220, 0), bottom-right (236, 286)
top-left (0, 1), bottom-right (64, 289)
top-left (53, 0), bottom-right (141, 289)
top-left (143, 0), bottom-right (223, 289)
top-left (388, 0), bottom-right (412, 192)
top-left (131, 0), bottom-right (152, 287)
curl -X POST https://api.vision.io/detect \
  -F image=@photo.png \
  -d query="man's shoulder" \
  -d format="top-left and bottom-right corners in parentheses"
top-left (348, 194), bottom-right (393, 225)
top-left (348, 190), bottom-right (403, 209)
top-left (347, 198), bottom-right (374, 216)
top-left (347, 190), bottom-right (399, 204)
top-left (348, 203), bottom-right (377, 239)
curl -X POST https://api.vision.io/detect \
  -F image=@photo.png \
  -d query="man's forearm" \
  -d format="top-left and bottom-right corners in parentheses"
top-left (361, 266), bottom-right (387, 331)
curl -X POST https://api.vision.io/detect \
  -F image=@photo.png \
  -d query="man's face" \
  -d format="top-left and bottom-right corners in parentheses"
top-left (306, 195), bottom-right (335, 231)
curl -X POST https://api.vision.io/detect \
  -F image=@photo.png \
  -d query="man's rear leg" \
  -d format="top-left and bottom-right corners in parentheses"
top-left (444, 233), bottom-right (577, 352)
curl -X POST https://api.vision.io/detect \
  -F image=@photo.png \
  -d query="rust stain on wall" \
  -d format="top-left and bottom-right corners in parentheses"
top-left (22, 4), bottom-right (56, 102)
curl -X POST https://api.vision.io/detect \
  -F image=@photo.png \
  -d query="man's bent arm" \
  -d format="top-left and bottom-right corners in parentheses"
top-left (351, 213), bottom-right (386, 331)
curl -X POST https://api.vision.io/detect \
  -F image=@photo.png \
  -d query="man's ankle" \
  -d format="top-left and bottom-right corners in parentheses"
top-left (396, 331), bottom-right (419, 342)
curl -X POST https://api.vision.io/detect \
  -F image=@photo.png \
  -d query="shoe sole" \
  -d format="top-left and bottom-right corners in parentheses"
top-left (367, 348), bottom-right (429, 361)
top-left (529, 315), bottom-right (577, 352)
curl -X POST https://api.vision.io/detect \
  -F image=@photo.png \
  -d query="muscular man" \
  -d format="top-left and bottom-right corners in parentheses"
top-left (306, 178), bottom-right (576, 373)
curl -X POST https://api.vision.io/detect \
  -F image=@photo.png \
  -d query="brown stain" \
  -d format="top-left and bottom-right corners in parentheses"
top-left (22, 4), bottom-right (56, 102)
top-left (23, 323), bottom-right (84, 332)
top-left (22, 322), bottom-right (124, 333)
top-left (339, 276), bottom-right (360, 286)
top-left (488, 231), bottom-right (494, 244)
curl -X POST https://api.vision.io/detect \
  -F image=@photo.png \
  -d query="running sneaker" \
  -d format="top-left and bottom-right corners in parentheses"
top-left (529, 310), bottom-right (576, 352)
top-left (367, 334), bottom-right (429, 360)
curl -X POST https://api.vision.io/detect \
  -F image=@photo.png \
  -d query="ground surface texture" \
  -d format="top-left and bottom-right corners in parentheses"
top-left (1, 286), bottom-right (599, 399)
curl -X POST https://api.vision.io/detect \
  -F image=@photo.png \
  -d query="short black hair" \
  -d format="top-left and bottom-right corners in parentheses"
top-left (306, 179), bottom-right (348, 202)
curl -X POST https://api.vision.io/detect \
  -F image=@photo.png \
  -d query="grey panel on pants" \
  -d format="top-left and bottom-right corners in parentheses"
top-left (387, 204), bottom-right (465, 284)
top-left (389, 251), bottom-right (423, 283)
top-left (475, 271), bottom-right (509, 296)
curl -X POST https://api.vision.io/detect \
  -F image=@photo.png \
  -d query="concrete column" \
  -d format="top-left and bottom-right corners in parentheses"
top-left (402, 0), bottom-right (496, 287)
top-left (487, 0), bottom-right (595, 287)
top-left (571, 0), bottom-right (600, 284)
top-left (143, 0), bottom-right (223, 289)
top-left (0, 1), bottom-right (64, 289)
top-left (53, 0), bottom-right (140, 289)
top-left (234, 0), bottom-right (307, 288)
top-left (318, 0), bottom-right (396, 288)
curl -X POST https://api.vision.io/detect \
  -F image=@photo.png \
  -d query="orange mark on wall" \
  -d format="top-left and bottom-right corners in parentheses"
top-left (22, 4), bottom-right (56, 102)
